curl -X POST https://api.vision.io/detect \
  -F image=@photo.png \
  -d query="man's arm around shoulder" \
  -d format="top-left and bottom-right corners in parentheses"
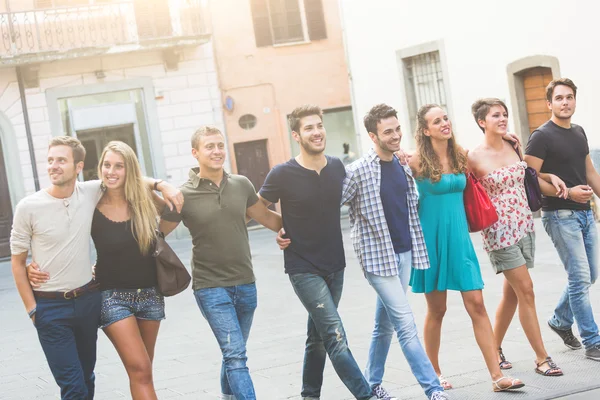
top-left (247, 195), bottom-right (282, 233)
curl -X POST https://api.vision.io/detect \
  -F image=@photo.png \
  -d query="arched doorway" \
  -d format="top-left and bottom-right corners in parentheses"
top-left (0, 111), bottom-right (26, 258)
top-left (0, 139), bottom-right (12, 257)
top-left (507, 55), bottom-right (561, 144)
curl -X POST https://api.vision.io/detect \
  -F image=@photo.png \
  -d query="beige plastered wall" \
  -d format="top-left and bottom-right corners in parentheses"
top-left (208, 0), bottom-right (352, 172)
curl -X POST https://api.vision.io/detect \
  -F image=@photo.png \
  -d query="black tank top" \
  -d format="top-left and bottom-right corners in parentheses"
top-left (91, 208), bottom-right (158, 291)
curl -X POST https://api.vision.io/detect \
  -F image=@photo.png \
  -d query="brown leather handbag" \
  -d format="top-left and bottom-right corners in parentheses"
top-left (153, 231), bottom-right (191, 296)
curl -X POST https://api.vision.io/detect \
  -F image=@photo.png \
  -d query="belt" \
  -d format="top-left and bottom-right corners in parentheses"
top-left (34, 280), bottom-right (100, 300)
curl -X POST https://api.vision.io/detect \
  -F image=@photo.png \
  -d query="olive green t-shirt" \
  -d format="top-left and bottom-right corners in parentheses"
top-left (162, 168), bottom-right (258, 290)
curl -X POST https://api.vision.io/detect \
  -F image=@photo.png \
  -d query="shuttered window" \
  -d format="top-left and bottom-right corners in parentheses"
top-left (250, 0), bottom-right (327, 47)
top-left (403, 51), bottom-right (448, 134)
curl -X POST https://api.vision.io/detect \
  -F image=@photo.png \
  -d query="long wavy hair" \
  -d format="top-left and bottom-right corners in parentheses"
top-left (415, 104), bottom-right (467, 183)
top-left (98, 141), bottom-right (157, 255)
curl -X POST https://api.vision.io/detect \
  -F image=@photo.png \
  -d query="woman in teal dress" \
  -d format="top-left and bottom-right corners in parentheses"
top-left (408, 104), bottom-right (524, 393)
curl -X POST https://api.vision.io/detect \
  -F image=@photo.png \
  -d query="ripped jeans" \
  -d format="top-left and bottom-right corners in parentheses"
top-left (289, 270), bottom-right (374, 400)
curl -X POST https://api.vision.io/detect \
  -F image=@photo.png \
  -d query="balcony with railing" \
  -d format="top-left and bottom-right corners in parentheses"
top-left (0, 0), bottom-right (210, 65)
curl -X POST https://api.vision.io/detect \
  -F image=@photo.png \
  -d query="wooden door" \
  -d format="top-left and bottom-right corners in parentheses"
top-left (0, 139), bottom-right (13, 258)
top-left (234, 140), bottom-right (271, 193)
top-left (523, 67), bottom-right (553, 133)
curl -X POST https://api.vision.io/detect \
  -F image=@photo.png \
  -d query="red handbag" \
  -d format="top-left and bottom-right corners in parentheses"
top-left (463, 172), bottom-right (498, 232)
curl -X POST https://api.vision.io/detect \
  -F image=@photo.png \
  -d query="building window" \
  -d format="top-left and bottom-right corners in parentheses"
top-left (403, 50), bottom-right (447, 132)
top-left (239, 114), bottom-right (257, 130)
top-left (268, 0), bottom-right (304, 44)
top-left (250, 0), bottom-right (327, 47)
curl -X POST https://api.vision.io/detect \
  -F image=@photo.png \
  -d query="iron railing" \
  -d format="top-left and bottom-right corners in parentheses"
top-left (0, 0), bottom-right (208, 59)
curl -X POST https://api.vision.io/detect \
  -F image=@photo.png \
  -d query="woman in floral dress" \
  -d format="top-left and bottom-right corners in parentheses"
top-left (468, 98), bottom-right (565, 377)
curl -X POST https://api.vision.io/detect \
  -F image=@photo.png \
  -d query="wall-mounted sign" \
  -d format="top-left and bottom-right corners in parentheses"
top-left (225, 96), bottom-right (234, 112)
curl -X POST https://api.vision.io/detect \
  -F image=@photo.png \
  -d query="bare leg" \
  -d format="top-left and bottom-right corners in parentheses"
top-left (138, 320), bottom-right (161, 363)
top-left (424, 291), bottom-right (447, 377)
top-left (503, 266), bottom-right (561, 374)
top-left (461, 290), bottom-right (504, 381)
top-left (494, 277), bottom-right (518, 367)
top-left (103, 317), bottom-right (158, 400)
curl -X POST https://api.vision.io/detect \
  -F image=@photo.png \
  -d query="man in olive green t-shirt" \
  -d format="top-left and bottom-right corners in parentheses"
top-left (160, 126), bottom-right (281, 400)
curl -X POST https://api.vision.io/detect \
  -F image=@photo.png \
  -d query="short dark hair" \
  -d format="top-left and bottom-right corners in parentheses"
top-left (48, 136), bottom-right (86, 164)
top-left (288, 105), bottom-right (323, 132)
top-left (364, 104), bottom-right (398, 135)
top-left (471, 98), bottom-right (508, 132)
top-left (546, 78), bottom-right (577, 102)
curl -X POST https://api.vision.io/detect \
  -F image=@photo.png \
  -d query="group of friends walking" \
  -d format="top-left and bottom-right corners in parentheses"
top-left (9, 77), bottom-right (600, 400)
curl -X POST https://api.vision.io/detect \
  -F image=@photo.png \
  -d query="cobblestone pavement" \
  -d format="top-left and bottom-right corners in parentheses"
top-left (1, 219), bottom-right (599, 399)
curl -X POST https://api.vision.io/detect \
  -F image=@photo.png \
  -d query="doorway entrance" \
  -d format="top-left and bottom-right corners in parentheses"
top-left (0, 139), bottom-right (13, 258)
top-left (234, 140), bottom-right (273, 225)
top-left (523, 67), bottom-right (553, 133)
top-left (77, 124), bottom-right (137, 181)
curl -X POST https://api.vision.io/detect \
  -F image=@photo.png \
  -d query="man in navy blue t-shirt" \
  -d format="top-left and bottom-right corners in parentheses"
top-left (259, 105), bottom-right (375, 400)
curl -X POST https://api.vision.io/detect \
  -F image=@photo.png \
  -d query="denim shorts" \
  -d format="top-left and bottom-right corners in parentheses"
top-left (99, 287), bottom-right (165, 329)
top-left (488, 232), bottom-right (536, 274)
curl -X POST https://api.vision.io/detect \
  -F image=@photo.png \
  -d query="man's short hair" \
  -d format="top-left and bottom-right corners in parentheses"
top-left (546, 78), bottom-right (578, 102)
top-left (363, 104), bottom-right (398, 135)
top-left (48, 136), bottom-right (86, 164)
top-left (191, 126), bottom-right (223, 149)
top-left (288, 105), bottom-right (323, 133)
top-left (471, 98), bottom-right (508, 132)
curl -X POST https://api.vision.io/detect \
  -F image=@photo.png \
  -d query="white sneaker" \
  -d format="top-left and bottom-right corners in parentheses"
top-left (430, 391), bottom-right (449, 400)
top-left (373, 384), bottom-right (398, 400)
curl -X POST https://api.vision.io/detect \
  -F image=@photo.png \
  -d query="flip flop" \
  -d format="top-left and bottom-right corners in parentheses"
top-left (492, 376), bottom-right (525, 392)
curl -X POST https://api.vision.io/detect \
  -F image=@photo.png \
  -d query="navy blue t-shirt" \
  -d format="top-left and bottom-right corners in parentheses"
top-left (380, 159), bottom-right (412, 253)
top-left (259, 156), bottom-right (346, 276)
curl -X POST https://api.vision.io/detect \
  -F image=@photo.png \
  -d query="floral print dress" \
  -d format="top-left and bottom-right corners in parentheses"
top-left (479, 161), bottom-right (535, 252)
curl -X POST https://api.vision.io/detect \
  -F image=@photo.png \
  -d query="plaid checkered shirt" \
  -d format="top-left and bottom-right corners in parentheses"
top-left (341, 149), bottom-right (430, 276)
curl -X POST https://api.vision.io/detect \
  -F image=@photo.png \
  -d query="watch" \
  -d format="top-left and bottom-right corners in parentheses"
top-left (154, 179), bottom-right (163, 191)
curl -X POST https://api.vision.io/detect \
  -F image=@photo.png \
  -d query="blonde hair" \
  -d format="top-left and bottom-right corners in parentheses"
top-left (191, 126), bottom-right (223, 149)
top-left (415, 104), bottom-right (467, 183)
top-left (98, 141), bottom-right (157, 255)
top-left (49, 136), bottom-right (86, 164)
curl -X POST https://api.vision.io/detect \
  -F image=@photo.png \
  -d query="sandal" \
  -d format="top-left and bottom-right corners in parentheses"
top-left (498, 347), bottom-right (512, 370)
top-left (438, 375), bottom-right (453, 390)
top-left (535, 357), bottom-right (564, 376)
top-left (492, 376), bottom-right (525, 392)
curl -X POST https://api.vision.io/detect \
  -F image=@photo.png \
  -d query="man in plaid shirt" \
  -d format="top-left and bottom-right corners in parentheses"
top-left (341, 104), bottom-right (446, 400)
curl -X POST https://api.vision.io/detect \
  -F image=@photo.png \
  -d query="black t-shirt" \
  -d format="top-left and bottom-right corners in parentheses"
top-left (259, 156), bottom-right (346, 276)
top-left (526, 120), bottom-right (590, 211)
top-left (92, 208), bottom-right (158, 290)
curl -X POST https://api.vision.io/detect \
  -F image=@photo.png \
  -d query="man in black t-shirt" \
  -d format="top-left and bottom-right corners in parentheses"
top-left (525, 78), bottom-right (600, 361)
top-left (259, 105), bottom-right (375, 400)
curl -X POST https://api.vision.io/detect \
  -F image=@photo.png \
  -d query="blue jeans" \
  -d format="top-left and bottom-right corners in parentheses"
top-left (34, 290), bottom-right (101, 400)
top-left (289, 270), bottom-right (374, 400)
top-left (542, 209), bottom-right (600, 349)
top-left (194, 283), bottom-right (257, 400)
top-left (365, 251), bottom-right (442, 398)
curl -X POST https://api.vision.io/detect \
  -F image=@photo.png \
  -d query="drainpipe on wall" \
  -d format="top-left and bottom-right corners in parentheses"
top-left (6, 0), bottom-right (40, 191)
top-left (16, 66), bottom-right (40, 192)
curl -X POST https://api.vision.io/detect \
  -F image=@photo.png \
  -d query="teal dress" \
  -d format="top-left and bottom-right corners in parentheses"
top-left (410, 173), bottom-right (484, 293)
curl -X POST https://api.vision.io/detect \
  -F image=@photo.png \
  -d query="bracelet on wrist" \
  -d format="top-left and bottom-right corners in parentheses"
top-left (28, 307), bottom-right (36, 318)
top-left (154, 179), bottom-right (163, 191)
top-left (567, 188), bottom-right (572, 200)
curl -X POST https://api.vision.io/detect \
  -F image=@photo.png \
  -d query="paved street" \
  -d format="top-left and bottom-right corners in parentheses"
top-left (1, 219), bottom-right (599, 399)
